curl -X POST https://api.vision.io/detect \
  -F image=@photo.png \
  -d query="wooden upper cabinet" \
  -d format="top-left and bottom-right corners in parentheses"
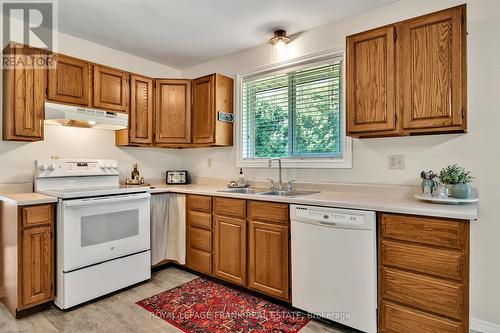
top-left (154, 79), bottom-right (191, 145)
top-left (346, 4), bottom-right (467, 138)
top-left (192, 74), bottom-right (233, 146)
top-left (3, 45), bottom-right (45, 141)
top-left (347, 25), bottom-right (396, 134)
top-left (129, 75), bottom-right (154, 144)
top-left (48, 54), bottom-right (90, 106)
top-left (93, 65), bottom-right (129, 113)
top-left (192, 75), bottom-right (214, 144)
top-left (401, 5), bottom-right (465, 132)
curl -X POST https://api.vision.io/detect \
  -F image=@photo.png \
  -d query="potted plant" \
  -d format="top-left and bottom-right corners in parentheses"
top-left (420, 170), bottom-right (437, 194)
top-left (438, 164), bottom-right (474, 199)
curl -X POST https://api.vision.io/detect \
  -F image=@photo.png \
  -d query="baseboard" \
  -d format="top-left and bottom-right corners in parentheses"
top-left (471, 318), bottom-right (500, 333)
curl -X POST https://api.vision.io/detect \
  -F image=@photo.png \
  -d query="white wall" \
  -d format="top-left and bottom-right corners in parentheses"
top-left (0, 30), bottom-right (183, 184)
top-left (180, 0), bottom-right (500, 329)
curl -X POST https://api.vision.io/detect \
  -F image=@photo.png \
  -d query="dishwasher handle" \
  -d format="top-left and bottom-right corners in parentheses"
top-left (318, 220), bottom-right (337, 227)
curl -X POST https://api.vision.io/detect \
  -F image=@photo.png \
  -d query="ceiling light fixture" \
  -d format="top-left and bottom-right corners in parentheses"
top-left (270, 29), bottom-right (291, 53)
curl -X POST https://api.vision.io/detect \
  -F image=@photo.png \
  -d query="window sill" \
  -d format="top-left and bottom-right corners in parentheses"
top-left (236, 157), bottom-right (352, 169)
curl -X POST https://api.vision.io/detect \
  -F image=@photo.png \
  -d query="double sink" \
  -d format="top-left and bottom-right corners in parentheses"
top-left (217, 187), bottom-right (319, 198)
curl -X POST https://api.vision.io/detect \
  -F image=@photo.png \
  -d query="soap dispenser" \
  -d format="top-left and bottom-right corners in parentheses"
top-left (237, 168), bottom-right (246, 187)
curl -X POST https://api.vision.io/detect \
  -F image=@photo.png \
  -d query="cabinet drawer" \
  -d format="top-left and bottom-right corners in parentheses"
top-left (21, 204), bottom-right (53, 228)
top-left (381, 301), bottom-right (464, 333)
top-left (248, 201), bottom-right (288, 224)
top-left (381, 213), bottom-right (466, 249)
top-left (382, 240), bottom-right (464, 281)
top-left (188, 227), bottom-right (212, 252)
top-left (188, 195), bottom-right (212, 212)
top-left (382, 267), bottom-right (464, 320)
top-left (188, 211), bottom-right (212, 230)
top-left (215, 197), bottom-right (246, 218)
top-left (187, 248), bottom-right (212, 275)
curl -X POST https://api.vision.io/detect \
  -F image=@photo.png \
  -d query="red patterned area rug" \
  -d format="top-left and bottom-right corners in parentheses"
top-left (136, 278), bottom-right (310, 333)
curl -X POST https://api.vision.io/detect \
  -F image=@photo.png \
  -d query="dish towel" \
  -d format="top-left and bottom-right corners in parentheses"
top-left (150, 193), bottom-right (186, 265)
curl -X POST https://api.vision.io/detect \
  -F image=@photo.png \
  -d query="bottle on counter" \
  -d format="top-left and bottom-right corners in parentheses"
top-left (131, 163), bottom-right (140, 181)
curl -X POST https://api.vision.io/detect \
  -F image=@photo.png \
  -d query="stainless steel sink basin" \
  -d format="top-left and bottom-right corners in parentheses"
top-left (259, 190), bottom-right (320, 198)
top-left (217, 188), bottom-right (266, 194)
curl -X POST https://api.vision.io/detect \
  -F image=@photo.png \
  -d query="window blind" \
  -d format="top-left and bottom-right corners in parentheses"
top-left (242, 58), bottom-right (343, 159)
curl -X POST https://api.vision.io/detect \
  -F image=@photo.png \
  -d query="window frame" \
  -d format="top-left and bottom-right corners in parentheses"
top-left (235, 48), bottom-right (352, 169)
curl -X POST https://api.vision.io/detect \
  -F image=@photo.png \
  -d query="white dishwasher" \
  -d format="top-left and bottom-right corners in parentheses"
top-left (291, 205), bottom-right (377, 333)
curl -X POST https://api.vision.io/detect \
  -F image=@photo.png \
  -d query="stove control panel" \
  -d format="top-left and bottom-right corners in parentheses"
top-left (35, 159), bottom-right (120, 178)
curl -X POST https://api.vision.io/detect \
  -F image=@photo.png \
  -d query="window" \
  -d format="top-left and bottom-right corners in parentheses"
top-left (237, 51), bottom-right (351, 168)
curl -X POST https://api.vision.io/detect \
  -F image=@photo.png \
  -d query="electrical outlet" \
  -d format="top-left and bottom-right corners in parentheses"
top-left (388, 154), bottom-right (405, 169)
top-left (207, 157), bottom-right (212, 168)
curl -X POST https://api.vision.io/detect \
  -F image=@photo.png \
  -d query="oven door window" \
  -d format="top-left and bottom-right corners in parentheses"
top-left (81, 209), bottom-right (139, 247)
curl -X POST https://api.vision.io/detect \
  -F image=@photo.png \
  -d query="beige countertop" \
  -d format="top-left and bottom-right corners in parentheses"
top-left (149, 183), bottom-right (478, 221)
top-left (0, 181), bottom-right (478, 220)
top-left (0, 192), bottom-right (58, 206)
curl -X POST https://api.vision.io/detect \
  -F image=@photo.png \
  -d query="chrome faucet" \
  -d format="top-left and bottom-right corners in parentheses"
top-left (268, 158), bottom-right (283, 190)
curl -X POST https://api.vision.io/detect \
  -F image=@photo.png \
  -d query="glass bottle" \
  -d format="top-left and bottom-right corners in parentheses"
top-left (131, 163), bottom-right (140, 181)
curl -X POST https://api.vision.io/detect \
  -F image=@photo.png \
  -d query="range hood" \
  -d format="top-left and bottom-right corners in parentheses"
top-left (44, 102), bottom-right (128, 130)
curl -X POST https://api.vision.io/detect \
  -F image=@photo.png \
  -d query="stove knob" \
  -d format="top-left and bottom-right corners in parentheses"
top-left (39, 163), bottom-right (48, 171)
top-left (99, 163), bottom-right (106, 169)
top-left (48, 163), bottom-right (55, 171)
top-left (106, 163), bottom-right (112, 169)
top-left (111, 163), bottom-right (118, 169)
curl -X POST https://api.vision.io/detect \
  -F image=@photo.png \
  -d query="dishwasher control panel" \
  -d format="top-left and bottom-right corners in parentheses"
top-left (291, 205), bottom-right (375, 230)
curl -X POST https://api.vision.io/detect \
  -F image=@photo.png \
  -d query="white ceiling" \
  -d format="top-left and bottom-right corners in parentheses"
top-left (58, 0), bottom-right (395, 69)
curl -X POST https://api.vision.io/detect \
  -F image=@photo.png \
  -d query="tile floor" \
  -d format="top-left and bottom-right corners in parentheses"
top-left (0, 267), bottom-right (351, 333)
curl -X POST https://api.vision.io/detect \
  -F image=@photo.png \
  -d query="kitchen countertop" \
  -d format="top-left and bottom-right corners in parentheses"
top-left (0, 182), bottom-right (478, 220)
top-left (149, 183), bottom-right (478, 220)
top-left (0, 192), bottom-right (58, 206)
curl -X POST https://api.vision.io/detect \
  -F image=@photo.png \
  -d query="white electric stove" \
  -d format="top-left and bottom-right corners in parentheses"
top-left (35, 159), bottom-right (151, 309)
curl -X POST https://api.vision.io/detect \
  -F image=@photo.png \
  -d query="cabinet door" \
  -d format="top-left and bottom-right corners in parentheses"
top-left (214, 216), bottom-right (246, 286)
top-left (129, 75), bottom-right (153, 144)
top-left (3, 47), bottom-right (45, 141)
top-left (248, 220), bottom-right (289, 301)
top-left (401, 6), bottom-right (465, 130)
top-left (21, 226), bottom-right (53, 308)
top-left (155, 79), bottom-right (191, 145)
top-left (192, 74), bottom-right (215, 144)
top-left (48, 54), bottom-right (90, 106)
top-left (93, 65), bottom-right (129, 112)
top-left (347, 26), bottom-right (396, 134)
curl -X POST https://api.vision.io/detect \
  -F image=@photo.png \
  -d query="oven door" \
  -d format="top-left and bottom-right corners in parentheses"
top-left (61, 192), bottom-right (151, 272)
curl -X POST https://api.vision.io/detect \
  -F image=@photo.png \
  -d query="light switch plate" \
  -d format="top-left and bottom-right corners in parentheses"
top-left (388, 154), bottom-right (405, 169)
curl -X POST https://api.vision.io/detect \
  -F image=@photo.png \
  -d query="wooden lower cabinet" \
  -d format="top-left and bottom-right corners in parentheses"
top-left (186, 196), bottom-right (290, 302)
top-left (247, 220), bottom-right (289, 301)
top-left (21, 226), bottom-right (53, 308)
top-left (186, 196), bottom-right (214, 276)
top-left (214, 216), bottom-right (246, 286)
top-left (0, 202), bottom-right (54, 316)
top-left (379, 213), bottom-right (469, 333)
top-left (380, 301), bottom-right (465, 333)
